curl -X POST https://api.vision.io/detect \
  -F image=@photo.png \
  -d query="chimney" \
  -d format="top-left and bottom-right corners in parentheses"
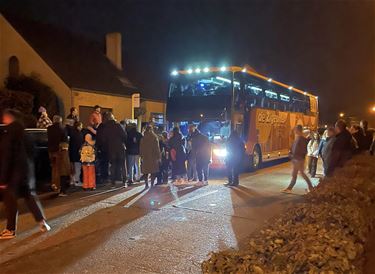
top-left (106, 32), bottom-right (122, 70)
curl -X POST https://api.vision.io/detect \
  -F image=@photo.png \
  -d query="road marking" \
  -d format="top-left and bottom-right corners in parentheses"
top-left (166, 189), bottom-right (219, 207)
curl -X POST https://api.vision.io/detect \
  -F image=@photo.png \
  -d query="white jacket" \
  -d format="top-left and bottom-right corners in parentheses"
top-left (307, 139), bottom-right (319, 157)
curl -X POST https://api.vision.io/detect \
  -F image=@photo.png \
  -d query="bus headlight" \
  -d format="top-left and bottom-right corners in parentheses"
top-left (213, 148), bottom-right (227, 157)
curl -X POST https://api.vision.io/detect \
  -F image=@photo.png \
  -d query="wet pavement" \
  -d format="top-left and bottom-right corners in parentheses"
top-left (0, 162), bottom-right (320, 274)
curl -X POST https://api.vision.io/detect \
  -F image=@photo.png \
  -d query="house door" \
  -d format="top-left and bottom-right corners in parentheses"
top-left (79, 106), bottom-right (112, 127)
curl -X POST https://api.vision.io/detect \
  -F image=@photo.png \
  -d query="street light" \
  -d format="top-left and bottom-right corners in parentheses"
top-left (372, 106), bottom-right (375, 112)
top-left (339, 112), bottom-right (345, 118)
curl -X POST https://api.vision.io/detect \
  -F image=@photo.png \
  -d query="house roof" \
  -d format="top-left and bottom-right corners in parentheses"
top-left (3, 13), bottom-right (139, 97)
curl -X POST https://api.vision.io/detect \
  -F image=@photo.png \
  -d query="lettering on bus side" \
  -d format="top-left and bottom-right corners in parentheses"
top-left (257, 110), bottom-right (287, 125)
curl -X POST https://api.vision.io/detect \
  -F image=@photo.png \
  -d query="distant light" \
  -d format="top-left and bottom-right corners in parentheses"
top-left (220, 66), bottom-right (226, 72)
top-left (268, 78), bottom-right (272, 82)
top-left (289, 86), bottom-right (293, 90)
top-left (339, 112), bottom-right (345, 118)
top-left (187, 68), bottom-right (193, 74)
top-left (316, 96), bottom-right (319, 99)
top-left (242, 68), bottom-right (246, 72)
top-left (200, 83), bottom-right (204, 87)
top-left (203, 67), bottom-right (209, 73)
top-left (171, 70), bottom-right (178, 76)
top-left (324, 124), bottom-right (328, 128)
top-left (195, 68), bottom-right (201, 73)
top-left (304, 92), bottom-right (307, 95)
top-left (200, 113), bottom-right (204, 117)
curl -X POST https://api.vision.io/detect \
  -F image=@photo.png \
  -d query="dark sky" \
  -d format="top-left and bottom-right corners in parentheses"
top-left (1, 0), bottom-right (374, 124)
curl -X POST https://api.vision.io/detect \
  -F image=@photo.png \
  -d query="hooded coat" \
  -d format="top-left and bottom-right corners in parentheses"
top-left (140, 131), bottom-right (161, 174)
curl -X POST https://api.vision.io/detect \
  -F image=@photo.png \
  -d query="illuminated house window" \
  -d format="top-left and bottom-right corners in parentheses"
top-left (9, 56), bottom-right (20, 77)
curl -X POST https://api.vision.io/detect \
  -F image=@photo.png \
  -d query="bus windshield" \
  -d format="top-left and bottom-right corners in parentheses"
top-left (169, 72), bottom-right (238, 97)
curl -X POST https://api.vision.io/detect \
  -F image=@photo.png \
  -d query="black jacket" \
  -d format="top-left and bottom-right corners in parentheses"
top-left (47, 123), bottom-right (68, 153)
top-left (0, 122), bottom-right (30, 187)
top-left (331, 129), bottom-right (353, 168)
top-left (68, 128), bottom-right (84, 162)
top-left (226, 132), bottom-right (245, 164)
top-left (192, 131), bottom-right (211, 164)
top-left (291, 135), bottom-right (308, 160)
top-left (101, 120), bottom-right (127, 158)
top-left (126, 128), bottom-right (143, 155)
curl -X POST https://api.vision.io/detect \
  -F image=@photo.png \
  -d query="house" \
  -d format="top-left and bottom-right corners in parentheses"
top-left (0, 13), bottom-right (165, 125)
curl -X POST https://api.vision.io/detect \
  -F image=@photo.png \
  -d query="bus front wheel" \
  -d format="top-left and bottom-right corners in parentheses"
top-left (251, 145), bottom-right (262, 170)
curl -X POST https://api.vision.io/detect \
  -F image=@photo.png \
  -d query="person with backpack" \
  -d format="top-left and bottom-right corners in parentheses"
top-left (80, 131), bottom-right (96, 190)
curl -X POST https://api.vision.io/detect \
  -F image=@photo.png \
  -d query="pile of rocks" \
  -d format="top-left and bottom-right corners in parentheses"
top-left (202, 156), bottom-right (375, 273)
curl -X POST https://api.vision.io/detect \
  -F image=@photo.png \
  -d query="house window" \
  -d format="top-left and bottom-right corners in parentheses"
top-left (9, 56), bottom-right (20, 77)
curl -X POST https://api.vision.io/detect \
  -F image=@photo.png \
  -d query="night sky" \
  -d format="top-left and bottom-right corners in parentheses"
top-left (1, 0), bottom-right (374, 124)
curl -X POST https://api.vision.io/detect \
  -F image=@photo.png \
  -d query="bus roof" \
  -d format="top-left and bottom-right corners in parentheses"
top-left (173, 66), bottom-right (317, 98)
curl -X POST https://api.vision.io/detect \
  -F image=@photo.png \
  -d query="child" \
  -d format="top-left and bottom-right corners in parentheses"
top-left (307, 131), bottom-right (320, 177)
top-left (80, 132), bottom-right (96, 190)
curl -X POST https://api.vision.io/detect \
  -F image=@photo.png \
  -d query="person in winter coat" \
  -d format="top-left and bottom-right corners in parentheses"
top-left (140, 125), bottom-right (161, 188)
top-left (0, 109), bottom-right (50, 239)
top-left (186, 125), bottom-right (198, 182)
top-left (36, 106), bottom-right (52, 129)
top-left (95, 112), bottom-right (110, 184)
top-left (159, 131), bottom-right (170, 184)
top-left (282, 125), bottom-right (314, 193)
top-left (87, 105), bottom-right (102, 135)
top-left (350, 125), bottom-right (363, 153)
top-left (80, 131), bottom-right (96, 190)
top-left (47, 115), bottom-right (70, 195)
top-left (225, 130), bottom-right (245, 187)
top-left (68, 121), bottom-right (84, 186)
top-left (125, 124), bottom-right (143, 185)
top-left (360, 120), bottom-right (374, 151)
top-left (307, 131), bottom-right (320, 177)
top-left (327, 120), bottom-right (353, 176)
top-left (319, 127), bottom-right (336, 176)
top-left (192, 129), bottom-right (211, 186)
top-left (168, 127), bottom-right (187, 184)
top-left (66, 107), bottom-right (79, 123)
top-left (101, 113), bottom-right (127, 187)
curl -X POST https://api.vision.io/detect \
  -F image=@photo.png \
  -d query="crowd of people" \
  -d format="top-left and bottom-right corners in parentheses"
top-left (35, 105), bottom-right (220, 197)
top-left (1, 103), bottom-right (374, 239)
top-left (282, 119), bottom-right (374, 193)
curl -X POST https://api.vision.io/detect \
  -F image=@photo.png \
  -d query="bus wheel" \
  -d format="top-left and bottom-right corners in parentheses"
top-left (252, 146), bottom-right (262, 170)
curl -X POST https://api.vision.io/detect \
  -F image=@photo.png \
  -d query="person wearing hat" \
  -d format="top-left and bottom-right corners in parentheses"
top-left (36, 106), bottom-right (53, 129)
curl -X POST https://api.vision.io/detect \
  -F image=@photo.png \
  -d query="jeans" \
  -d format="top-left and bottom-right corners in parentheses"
top-left (307, 156), bottom-right (318, 177)
top-left (196, 160), bottom-right (209, 182)
top-left (72, 162), bottom-right (82, 183)
top-left (227, 163), bottom-right (240, 185)
top-left (3, 185), bottom-right (45, 231)
top-left (49, 152), bottom-right (61, 188)
top-left (287, 159), bottom-right (313, 190)
top-left (127, 154), bottom-right (140, 181)
top-left (109, 155), bottom-right (127, 183)
top-left (187, 157), bottom-right (197, 180)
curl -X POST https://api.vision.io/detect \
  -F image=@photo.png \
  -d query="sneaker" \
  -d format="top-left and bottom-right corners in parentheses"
top-left (75, 182), bottom-right (83, 187)
top-left (51, 184), bottom-right (59, 192)
top-left (58, 193), bottom-right (68, 197)
top-left (281, 188), bottom-right (292, 194)
top-left (224, 182), bottom-right (233, 187)
top-left (0, 229), bottom-right (16, 240)
top-left (40, 221), bottom-right (51, 233)
top-left (196, 181), bottom-right (208, 187)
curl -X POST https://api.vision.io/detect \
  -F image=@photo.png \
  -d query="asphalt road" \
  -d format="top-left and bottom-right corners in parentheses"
top-left (0, 162), bottom-right (321, 274)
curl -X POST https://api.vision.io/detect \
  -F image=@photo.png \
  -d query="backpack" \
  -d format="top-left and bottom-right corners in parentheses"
top-left (80, 142), bottom-right (96, 163)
